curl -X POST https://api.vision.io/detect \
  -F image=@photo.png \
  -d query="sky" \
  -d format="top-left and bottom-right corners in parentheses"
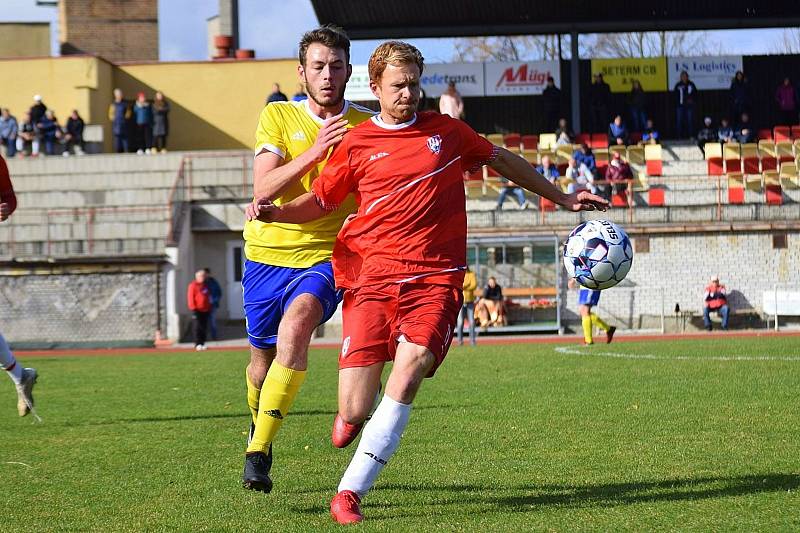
top-left (0, 0), bottom-right (793, 63)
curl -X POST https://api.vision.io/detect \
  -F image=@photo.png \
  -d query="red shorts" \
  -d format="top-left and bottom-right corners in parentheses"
top-left (338, 282), bottom-right (463, 377)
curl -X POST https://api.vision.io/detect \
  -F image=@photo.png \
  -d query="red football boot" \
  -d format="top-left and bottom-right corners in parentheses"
top-left (330, 490), bottom-right (363, 525)
top-left (331, 413), bottom-right (364, 448)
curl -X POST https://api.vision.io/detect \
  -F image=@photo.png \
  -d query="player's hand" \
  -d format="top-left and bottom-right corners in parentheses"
top-left (0, 203), bottom-right (10, 221)
top-left (561, 190), bottom-right (609, 212)
top-left (307, 114), bottom-right (348, 163)
top-left (245, 196), bottom-right (279, 223)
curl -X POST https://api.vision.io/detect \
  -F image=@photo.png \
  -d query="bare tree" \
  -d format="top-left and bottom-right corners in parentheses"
top-left (587, 31), bottom-right (721, 58)
top-left (771, 28), bottom-right (800, 54)
top-left (453, 35), bottom-right (561, 62)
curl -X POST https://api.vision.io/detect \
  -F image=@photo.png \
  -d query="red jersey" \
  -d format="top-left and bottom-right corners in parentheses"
top-left (0, 156), bottom-right (17, 216)
top-left (312, 111), bottom-right (497, 289)
top-left (187, 281), bottom-right (212, 312)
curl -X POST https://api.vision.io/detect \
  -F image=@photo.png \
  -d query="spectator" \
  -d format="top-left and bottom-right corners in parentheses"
top-left (565, 157), bottom-right (592, 193)
top-left (15, 112), bottom-right (39, 157)
top-left (569, 278), bottom-right (616, 345)
top-left (628, 79), bottom-right (647, 132)
top-left (542, 76), bottom-right (561, 131)
top-left (697, 117), bottom-right (717, 155)
top-left (204, 267), bottom-right (223, 341)
top-left (703, 275), bottom-right (729, 331)
top-left (495, 175), bottom-right (529, 210)
top-left (607, 114), bottom-right (629, 146)
top-left (29, 95), bottom-right (47, 126)
top-left (475, 277), bottom-right (507, 328)
top-left (717, 118), bottom-right (734, 143)
top-left (438, 81), bottom-right (464, 119)
top-left (555, 117), bottom-right (574, 145)
top-left (187, 269), bottom-right (212, 350)
top-left (674, 71), bottom-right (698, 139)
top-left (63, 110), bottom-right (85, 156)
top-left (0, 109), bottom-right (18, 158)
top-left (729, 71), bottom-right (751, 125)
top-left (589, 73), bottom-right (611, 133)
top-left (573, 143), bottom-right (598, 176)
top-left (457, 266), bottom-right (477, 346)
top-left (36, 110), bottom-right (61, 156)
top-left (133, 92), bottom-right (154, 154)
top-left (775, 77), bottom-right (797, 126)
top-left (152, 91), bottom-right (170, 153)
top-left (641, 119), bottom-right (659, 144)
top-left (735, 113), bottom-right (755, 144)
top-left (292, 83), bottom-right (308, 102)
top-left (536, 155), bottom-right (560, 184)
top-left (266, 83), bottom-right (288, 103)
top-left (108, 88), bottom-right (131, 153)
top-left (605, 151), bottom-right (632, 201)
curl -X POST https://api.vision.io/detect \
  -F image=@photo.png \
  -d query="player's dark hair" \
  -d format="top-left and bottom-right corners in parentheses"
top-left (298, 25), bottom-right (351, 66)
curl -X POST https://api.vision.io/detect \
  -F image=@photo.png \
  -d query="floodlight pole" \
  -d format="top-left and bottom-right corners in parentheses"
top-left (570, 31), bottom-right (581, 133)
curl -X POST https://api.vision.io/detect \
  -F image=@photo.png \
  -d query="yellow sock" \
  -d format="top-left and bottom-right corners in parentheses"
top-left (245, 370), bottom-right (261, 425)
top-left (582, 315), bottom-right (593, 344)
top-left (591, 313), bottom-right (610, 332)
top-left (246, 362), bottom-right (306, 454)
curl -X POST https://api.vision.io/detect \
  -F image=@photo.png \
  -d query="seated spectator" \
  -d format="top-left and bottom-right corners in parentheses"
top-left (717, 118), bottom-right (734, 143)
top-left (565, 157), bottom-right (592, 193)
top-left (697, 116), bottom-right (717, 155)
top-left (555, 118), bottom-right (574, 145)
top-left (475, 277), bottom-right (507, 328)
top-left (15, 111), bottom-right (39, 157)
top-left (605, 152), bottom-right (632, 201)
top-left (607, 115), bottom-right (629, 146)
top-left (573, 143), bottom-right (597, 175)
top-left (0, 109), bottom-right (18, 158)
top-left (495, 176), bottom-right (530, 210)
top-left (36, 110), bottom-right (62, 156)
top-left (536, 155), bottom-right (560, 184)
top-left (641, 119), bottom-right (659, 144)
top-left (735, 113), bottom-right (755, 144)
top-left (703, 275), bottom-right (729, 331)
top-left (63, 110), bottom-right (85, 156)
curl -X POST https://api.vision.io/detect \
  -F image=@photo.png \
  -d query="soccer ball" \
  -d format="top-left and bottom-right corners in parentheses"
top-left (563, 220), bottom-right (633, 290)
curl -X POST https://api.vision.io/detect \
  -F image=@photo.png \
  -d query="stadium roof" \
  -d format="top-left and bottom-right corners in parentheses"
top-left (311, 0), bottom-right (800, 39)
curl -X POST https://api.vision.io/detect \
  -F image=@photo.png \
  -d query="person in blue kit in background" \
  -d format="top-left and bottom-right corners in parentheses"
top-left (569, 278), bottom-right (616, 345)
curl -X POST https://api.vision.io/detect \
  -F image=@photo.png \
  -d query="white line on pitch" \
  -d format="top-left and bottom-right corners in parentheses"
top-left (3, 461), bottom-right (32, 468)
top-left (554, 346), bottom-right (800, 362)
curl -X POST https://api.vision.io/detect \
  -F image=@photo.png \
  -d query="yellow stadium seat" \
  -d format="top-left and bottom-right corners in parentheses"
top-left (521, 149), bottom-right (538, 165)
top-left (487, 133), bottom-right (504, 147)
top-left (779, 162), bottom-right (799, 189)
top-left (626, 145), bottom-right (645, 165)
top-left (538, 133), bottom-right (557, 150)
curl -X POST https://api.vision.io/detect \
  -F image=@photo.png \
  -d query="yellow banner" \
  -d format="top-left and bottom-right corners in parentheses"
top-left (590, 57), bottom-right (667, 93)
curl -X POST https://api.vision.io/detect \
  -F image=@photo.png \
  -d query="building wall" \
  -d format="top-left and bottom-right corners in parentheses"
top-left (0, 23), bottom-right (51, 58)
top-left (59, 0), bottom-right (158, 62)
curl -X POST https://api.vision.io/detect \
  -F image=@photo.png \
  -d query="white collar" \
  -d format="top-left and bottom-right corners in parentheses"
top-left (303, 98), bottom-right (350, 125)
top-left (370, 113), bottom-right (417, 130)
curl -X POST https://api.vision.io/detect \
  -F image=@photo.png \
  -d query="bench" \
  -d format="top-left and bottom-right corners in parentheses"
top-left (763, 289), bottom-right (800, 328)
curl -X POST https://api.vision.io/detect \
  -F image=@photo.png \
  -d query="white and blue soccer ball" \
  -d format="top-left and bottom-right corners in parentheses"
top-left (563, 220), bottom-right (633, 290)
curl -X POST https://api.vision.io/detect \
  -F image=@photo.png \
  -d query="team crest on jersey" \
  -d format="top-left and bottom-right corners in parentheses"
top-left (426, 134), bottom-right (442, 154)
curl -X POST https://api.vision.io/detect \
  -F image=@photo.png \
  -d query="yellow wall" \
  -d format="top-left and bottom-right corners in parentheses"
top-left (0, 24), bottom-right (50, 58)
top-left (115, 59), bottom-right (299, 150)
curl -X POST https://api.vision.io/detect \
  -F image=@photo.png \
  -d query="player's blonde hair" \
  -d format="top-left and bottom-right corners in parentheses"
top-left (367, 41), bottom-right (425, 82)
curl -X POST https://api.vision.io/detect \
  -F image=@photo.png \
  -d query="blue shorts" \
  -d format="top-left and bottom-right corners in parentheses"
top-left (578, 288), bottom-right (601, 306)
top-left (242, 260), bottom-right (343, 349)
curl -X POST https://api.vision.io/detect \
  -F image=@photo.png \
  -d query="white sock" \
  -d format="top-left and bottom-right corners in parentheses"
top-left (0, 334), bottom-right (22, 385)
top-left (338, 394), bottom-right (412, 498)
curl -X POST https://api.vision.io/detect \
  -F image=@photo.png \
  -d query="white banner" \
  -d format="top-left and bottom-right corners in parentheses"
top-left (484, 60), bottom-right (560, 96)
top-left (668, 56), bottom-right (743, 90)
top-left (420, 63), bottom-right (484, 97)
top-left (344, 64), bottom-right (376, 101)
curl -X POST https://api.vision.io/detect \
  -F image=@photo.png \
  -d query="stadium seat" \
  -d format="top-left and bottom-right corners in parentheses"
top-left (757, 128), bottom-right (773, 141)
top-left (520, 148), bottom-right (538, 165)
top-left (765, 171), bottom-right (783, 205)
top-left (758, 140), bottom-right (778, 171)
top-left (590, 133), bottom-right (608, 149)
top-left (538, 133), bottom-right (557, 150)
top-left (574, 133), bottom-right (590, 146)
top-left (521, 134), bottom-right (539, 151)
top-left (779, 162), bottom-right (798, 189)
top-left (776, 141), bottom-right (794, 163)
top-left (609, 145), bottom-right (626, 160)
top-left (746, 172), bottom-right (763, 192)
top-left (723, 143), bottom-right (741, 173)
top-left (626, 145), bottom-right (645, 165)
top-left (741, 143), bottom-right (760, 174)
top-left (727, 172), bottom-right (745, 204)
top-left (555, 144), bottom-right (574, 163)
top-left (705, 143), bottom-right (723, 175)
top-left (487, 133), bottom-right (504, 146)
top-left (503, 133), bottom-right (521, 150)
top-left (644, 144), bottom-right (662, 176)
top-left (611, 188), bottom-right (630, 207)
top-left (540, 196), bottom-right (556, 211)
top-left (648, 187), bottom-right (665, 206)
top-left (774, 126), bottom-right (792, 142)
top-left (631, 168), bottom-right (648, 191)
top-left (792, 125), bottom-right (800, 140)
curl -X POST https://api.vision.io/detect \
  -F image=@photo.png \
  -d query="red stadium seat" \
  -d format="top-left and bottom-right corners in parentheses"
top-left (611, 189), bottom-right (629, 207)
top-left (590, 133), bottom-right (608, 149)
top-left (520, 134), bottom-right (538, 150)
top-left (757, 129), bottom-right (773, 141)
top-left (774, 126), bottom-right (791, 142)
top-left (574, 133), bottom-right (590, 146)
top-left (646, 159), bottom-right (662, 176)
top-left (792, 125), bottom-right (800, 139)
top-left (766, 184), bottom-right (783, 205)
top-left (728, 187), bottom-right (744, 204)
top-left (540, 197), bottom-right (556, 211)
top-left (648, 188), bottom-right (665, 206)
top-left (503, 133), bottom-right (521, 150)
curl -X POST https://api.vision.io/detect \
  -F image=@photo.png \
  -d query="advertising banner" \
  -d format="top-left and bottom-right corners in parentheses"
top-left (484, 61), bottom-right (560, 96)
top-left (668, 56), bottom-right (743, 90)
top-left (591, 57), bottom-right (667, 92)
top-left (420, 63), bottom-right (484, 97)
top-left (344, 64), bottom-right (376, 101)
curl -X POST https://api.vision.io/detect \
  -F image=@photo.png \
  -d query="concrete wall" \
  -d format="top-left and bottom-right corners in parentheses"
top-left (0, 23), bottom-right (50, 58)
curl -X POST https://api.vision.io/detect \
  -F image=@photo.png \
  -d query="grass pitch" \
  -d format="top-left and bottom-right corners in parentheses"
top-left (2, 336), bottom-right (799, 531)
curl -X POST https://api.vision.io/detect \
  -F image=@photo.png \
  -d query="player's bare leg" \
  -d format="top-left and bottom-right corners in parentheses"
top-left (332, 363), bottom-right (383, 448)
top-left (331, 342), bottom-right (433, 524)
top-left (243, 294), bottom-right (322, 492)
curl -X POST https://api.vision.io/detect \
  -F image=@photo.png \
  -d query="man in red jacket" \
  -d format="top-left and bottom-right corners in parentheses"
top-left (187, 269), bottom-right (212, 350)
top-left (0, 155), bottom-right (38, 418)
top-left (703, 275), bottom-right (729, 331)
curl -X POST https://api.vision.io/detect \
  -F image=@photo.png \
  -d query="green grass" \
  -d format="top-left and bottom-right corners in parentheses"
top-left (2, 337), bottom-right (799, 531)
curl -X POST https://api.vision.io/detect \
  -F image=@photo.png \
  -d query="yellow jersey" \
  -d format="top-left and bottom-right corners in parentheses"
top-left (244, 99), bottom-right (375, 267)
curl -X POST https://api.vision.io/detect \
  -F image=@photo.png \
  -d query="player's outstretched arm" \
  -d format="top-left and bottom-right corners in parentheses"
top-left (489, 147), bottom-right (608, 212)
top-left (245, 192), bottom-right (327, 224)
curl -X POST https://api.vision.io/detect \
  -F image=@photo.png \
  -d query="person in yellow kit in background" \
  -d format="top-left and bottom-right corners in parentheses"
top-left (457, 266), bottom-right (478, 346)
